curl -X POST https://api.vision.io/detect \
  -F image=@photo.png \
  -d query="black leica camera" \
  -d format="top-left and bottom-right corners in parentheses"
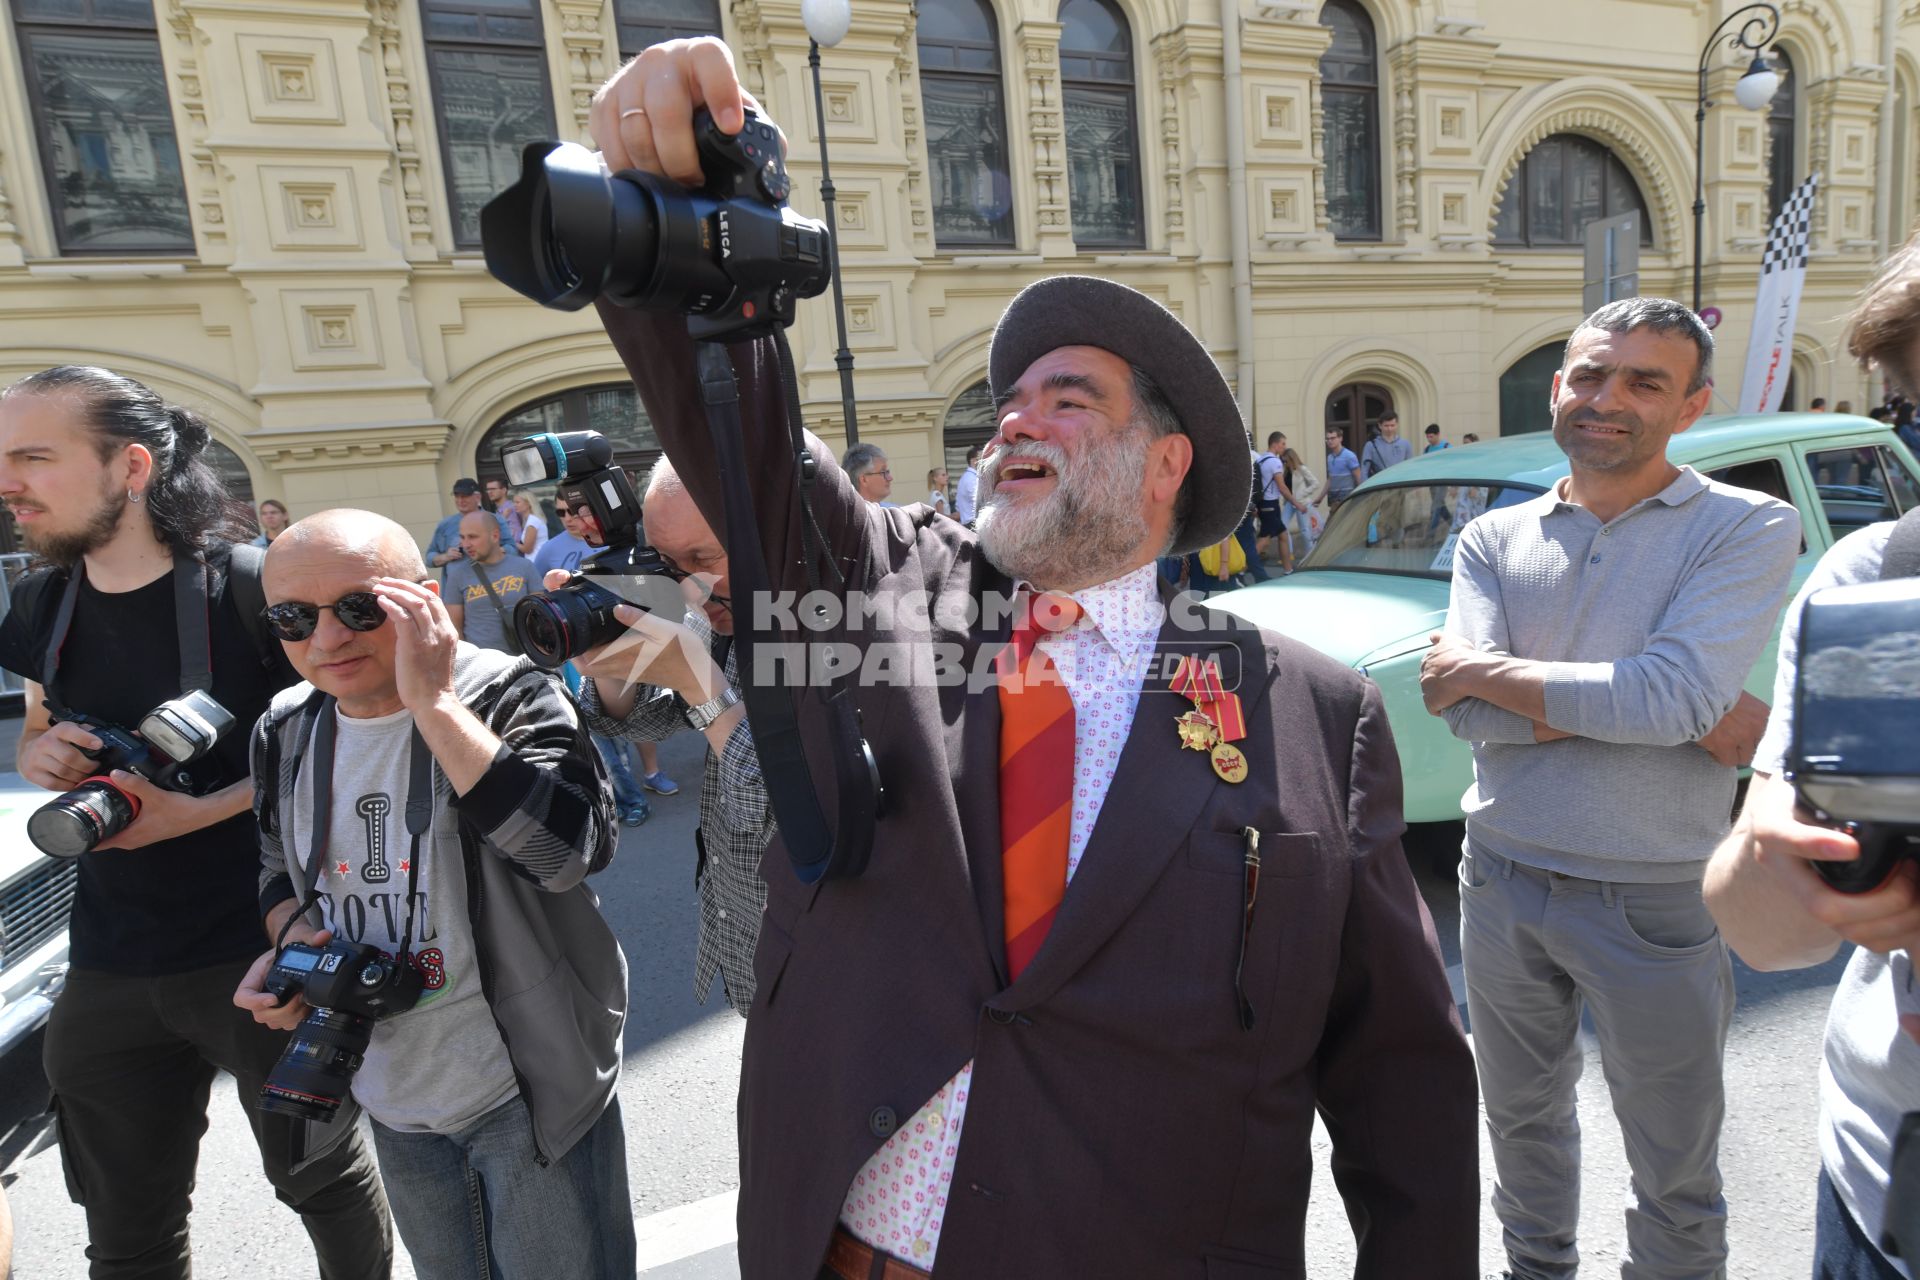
top-left (1788, 577), bottom-right (1920, 893)
top-left (500, 429), bottom-right (680, 666)
top-left (27, 691), bottom-right (237, 858)
top-left (257, 939), bottom-right (425, 1122)
top-left (480, 107), bottom-right (828, 340)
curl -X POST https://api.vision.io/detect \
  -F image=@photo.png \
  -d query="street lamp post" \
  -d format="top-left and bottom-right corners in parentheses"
top-left (1693, 3), bottom-right (1783, 313)
top-left (803, 0), bottom-right (860, 446)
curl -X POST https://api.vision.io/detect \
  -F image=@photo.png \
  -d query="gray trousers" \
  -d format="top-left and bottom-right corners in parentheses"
top-left (1460, 841), bottom-right (1735, 1280)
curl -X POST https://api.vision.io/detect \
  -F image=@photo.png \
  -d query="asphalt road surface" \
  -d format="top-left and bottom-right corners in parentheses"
top-left (2, 727), bottom-right (1845, 1278)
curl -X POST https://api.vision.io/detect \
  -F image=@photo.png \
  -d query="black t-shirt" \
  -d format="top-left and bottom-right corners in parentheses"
top-left (0, 544), bottom-right (286, 973)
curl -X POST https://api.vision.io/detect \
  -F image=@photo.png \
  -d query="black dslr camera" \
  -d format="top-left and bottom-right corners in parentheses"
top-left (1788, 577), bottom-right (1920, 892)
top-left (480, 107), bottom-right (828, 339)
top-left (28, 691), bottom-right (237, 858)
top-left (499, 429), bottom-right (681, 667)
top-left (257, 939), bottom-right (425, 1122)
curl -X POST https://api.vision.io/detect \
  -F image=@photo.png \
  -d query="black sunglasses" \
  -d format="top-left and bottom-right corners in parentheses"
top-left (263, 592), bottom-right (388, 642)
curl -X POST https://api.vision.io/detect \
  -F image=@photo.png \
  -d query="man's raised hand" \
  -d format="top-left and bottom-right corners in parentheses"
top-left (589, 37), bottom-right (758, 186)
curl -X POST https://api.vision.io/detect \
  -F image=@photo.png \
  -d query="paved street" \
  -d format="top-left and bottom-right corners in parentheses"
top-left (2, 727), bottom-right (1845, 1278)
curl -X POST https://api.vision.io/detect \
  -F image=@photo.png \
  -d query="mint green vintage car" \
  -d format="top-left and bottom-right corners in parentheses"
top-left (1210, 414), bottom-right (1920, 832)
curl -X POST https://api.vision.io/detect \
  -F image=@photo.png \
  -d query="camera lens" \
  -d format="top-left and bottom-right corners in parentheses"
top-left (27, 779), bottom-right (137, 858)
top-left (512, 582), bottom-right (626, 670)
top-left (259, 1006), bottom-right (376, 1122)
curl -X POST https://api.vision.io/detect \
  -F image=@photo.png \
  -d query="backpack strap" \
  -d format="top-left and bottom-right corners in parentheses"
top-left (1881, 507), bottom-right (1920, 580)
top-left (227, 541), bottom-right (297, 683)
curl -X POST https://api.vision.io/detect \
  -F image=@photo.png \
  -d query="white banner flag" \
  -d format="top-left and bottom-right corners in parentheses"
top-left (1738, 173), bottom-right (1819, 414)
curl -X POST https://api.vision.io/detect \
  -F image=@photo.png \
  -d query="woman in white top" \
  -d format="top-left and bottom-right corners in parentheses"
top-left (515, 492), bottom-right (549, 558)
top-left (927, 467), bottom-right (952, 517)
top-left (1281, 448), bottom-right (1323, 553)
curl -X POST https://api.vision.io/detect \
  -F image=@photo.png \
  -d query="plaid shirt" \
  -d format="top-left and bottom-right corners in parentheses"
top-left (580, 609), bottom-right (773, 1015)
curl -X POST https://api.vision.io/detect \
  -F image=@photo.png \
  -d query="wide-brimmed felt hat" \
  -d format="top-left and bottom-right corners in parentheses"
top-left (987, 276), bottom-right (1250, 557)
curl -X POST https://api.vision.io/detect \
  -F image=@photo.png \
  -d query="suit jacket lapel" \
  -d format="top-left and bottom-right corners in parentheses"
top-left (995, 595), bottom-right (1279, 1012)
top-left (952, 555), bottom-right (1014, 988)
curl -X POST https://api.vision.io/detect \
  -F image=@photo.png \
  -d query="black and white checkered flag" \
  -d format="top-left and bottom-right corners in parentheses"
top-left (1760, 174), bottom-right (1817, 275)
top-left (1740, 172), bottom-right (1820, 414)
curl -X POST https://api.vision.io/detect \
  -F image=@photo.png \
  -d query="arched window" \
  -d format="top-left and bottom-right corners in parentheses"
top-left (1318, 0), bottom-right (1381, 241)
top-left (206, 439), bottom-right (255, 506)
top-left (1498, 342), bottom-right (1565, 436)
top-left (476, 384), bottom-right (661, 488)
top-left (1767, 48), bottom-right (1798, 221)
top-left (1493, 134), bottom-right (1654, 249)
top-left (918, 0), bottom-right (1015, 247)
top-left (616, 0), bottom-right (721, 61)
top-left (420, 0), bottom-right (558, 249)
top-left (13, 0), bottom-right (192, 253)
top-left (1059, 0), bottom-right (1143, 248)
top-left (941, 379), bottom-right (997, 481)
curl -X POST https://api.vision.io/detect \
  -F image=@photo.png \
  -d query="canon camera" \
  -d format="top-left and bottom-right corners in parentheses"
top-left (500, 429), bottom-right (680, 667)
top-left (28, 691), bottom-right (237, 858)
top-left (1788, 576), bottom-right (1920, 892)
top-left (480, 107), bottom-right (828, 340)
top-left (257, 939), bottom-right (425, 1122)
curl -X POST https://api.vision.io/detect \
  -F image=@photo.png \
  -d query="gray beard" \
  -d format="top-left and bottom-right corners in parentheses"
top-left (975, 429), bottom-right (1152, 589)
top-left (26, 485), bottom-right (128, 569)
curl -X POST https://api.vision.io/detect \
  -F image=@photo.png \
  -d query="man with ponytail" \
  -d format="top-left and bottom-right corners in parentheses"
top-left (0, 367), bottom-right (391, 1279)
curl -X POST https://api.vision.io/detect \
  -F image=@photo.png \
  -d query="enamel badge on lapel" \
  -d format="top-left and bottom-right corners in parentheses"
top-left (1171, 655), bottom-right (1248, 783)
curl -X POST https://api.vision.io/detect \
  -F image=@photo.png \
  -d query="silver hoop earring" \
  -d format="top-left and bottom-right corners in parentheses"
top-left (127, 489), bottom-right (143, 503)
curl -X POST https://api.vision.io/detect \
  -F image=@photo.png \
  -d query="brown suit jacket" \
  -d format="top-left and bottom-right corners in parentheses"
top-left (600, 305), bottom-right (1478, 1280)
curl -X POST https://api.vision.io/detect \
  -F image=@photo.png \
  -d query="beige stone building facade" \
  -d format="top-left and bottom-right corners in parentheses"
top-left (0, 0), bottom-right (1916, 546)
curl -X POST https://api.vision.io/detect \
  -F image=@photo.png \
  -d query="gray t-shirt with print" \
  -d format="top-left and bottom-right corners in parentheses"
top-left (296, 704), bottom-right (519, 1133)
top-left (452, 554), bottom-right (536, 654)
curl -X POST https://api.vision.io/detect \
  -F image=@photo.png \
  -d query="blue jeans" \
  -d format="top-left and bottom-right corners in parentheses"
top-left (1816, 1166), bottom-right (1905, 1279)
top-left (1234, 515), bottom-right (1271, 582)
top-left (370, 1095), bottom-right (635, 1280)
top-left (593, 733), bottom-right (645, 812)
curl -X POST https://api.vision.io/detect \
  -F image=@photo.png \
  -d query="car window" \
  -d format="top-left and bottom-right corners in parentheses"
top-left (1706, 458), bottom-right (1805, 552)
top-left (1301, 483), bottom-right (1543, 579)
top-left (1804, 445), bottom-right (1911, 540)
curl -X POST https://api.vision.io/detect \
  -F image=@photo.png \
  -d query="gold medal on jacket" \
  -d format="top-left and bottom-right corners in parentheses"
top-left (1210, 742), bottom-right (1248, 784)
top-left (1176, 709), bottom-right (1219, 751)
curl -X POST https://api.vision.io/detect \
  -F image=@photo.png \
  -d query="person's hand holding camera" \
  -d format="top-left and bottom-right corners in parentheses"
top-left (19, 719), bottom-right (105, 792)
top-left (541, 569), bottom-right (726, 715)
top-left (234, 915), bottom-right (334, 1033)
top-left (1747, 773), bottom-right (1920, 955)
top-left (90, 771), bottom-right (226, 852)
top-left (589, 37), bottom-right (769, 185)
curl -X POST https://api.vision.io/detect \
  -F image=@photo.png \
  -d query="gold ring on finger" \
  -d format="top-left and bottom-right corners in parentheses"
top-left (620, 106), bottom-right (647, 121)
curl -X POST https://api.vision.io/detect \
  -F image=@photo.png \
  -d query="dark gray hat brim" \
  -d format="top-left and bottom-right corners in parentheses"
top-left (987, 276), bottom-right (1249, 557)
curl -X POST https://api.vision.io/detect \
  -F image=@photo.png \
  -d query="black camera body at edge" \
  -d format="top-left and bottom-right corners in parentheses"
top-left (257, 939), bottom-right (425, 1123)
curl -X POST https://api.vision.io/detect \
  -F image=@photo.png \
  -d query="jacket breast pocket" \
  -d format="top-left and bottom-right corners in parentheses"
top-left (1185, 830), bottom-right (1325, 880)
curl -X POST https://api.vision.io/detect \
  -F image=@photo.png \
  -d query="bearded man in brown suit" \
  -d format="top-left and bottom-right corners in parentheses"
top-left (569, 38), bottom-right (1478, 1280)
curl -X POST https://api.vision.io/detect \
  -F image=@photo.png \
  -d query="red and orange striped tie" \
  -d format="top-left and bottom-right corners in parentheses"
top-left (998, 593), bottom-right (1083, 980)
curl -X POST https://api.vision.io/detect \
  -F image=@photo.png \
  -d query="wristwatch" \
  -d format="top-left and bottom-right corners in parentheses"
top-left (682, 685), bottom-right (741, 732)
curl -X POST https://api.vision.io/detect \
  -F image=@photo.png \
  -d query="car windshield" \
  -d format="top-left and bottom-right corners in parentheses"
top-left (1299, 482), bottom-right (1546, 579)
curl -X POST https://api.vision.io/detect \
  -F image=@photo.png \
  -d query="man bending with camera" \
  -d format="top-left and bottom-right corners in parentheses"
top-left (1705, 232), bottom-right (1920, 1278)
top-left (559, 456), bottom-right (775, 1015)
top-left (231, 509), bottom-right (632, 1280)
top-left (0, 368), bottom-right (390, 1279)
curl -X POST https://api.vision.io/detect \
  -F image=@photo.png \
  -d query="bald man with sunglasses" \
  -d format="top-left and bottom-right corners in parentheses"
top-left (232, 509), bottom-right (633, 1280)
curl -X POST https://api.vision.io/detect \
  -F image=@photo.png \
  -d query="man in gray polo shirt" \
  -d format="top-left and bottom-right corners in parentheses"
top-left (1420, 296), bottom-right (1802, 1280)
